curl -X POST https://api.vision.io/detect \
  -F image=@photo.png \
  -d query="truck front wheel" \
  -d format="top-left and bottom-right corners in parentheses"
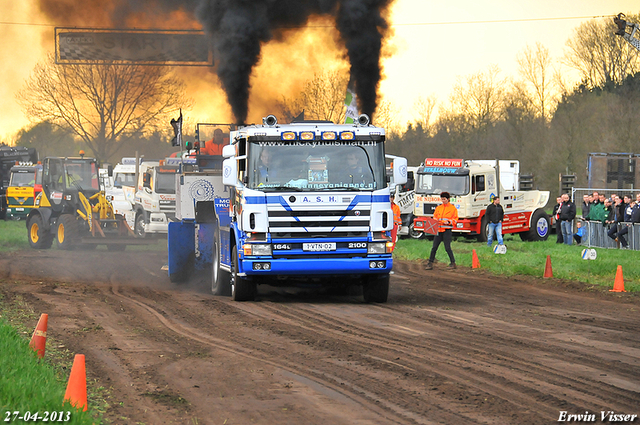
top-left (27, 214), bottom-right (53, 249)
top-left (231, 248), bottom-right (255, 301)
top-left (363, 273), bottom-right (389, 303)
top-left (134, 214), bottom-right (146, 238)
top-left (57, 214), bottom-right (79, 250)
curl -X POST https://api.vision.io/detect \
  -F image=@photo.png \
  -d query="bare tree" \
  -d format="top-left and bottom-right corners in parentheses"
top-left (516, 42), bottom-right (558, 121)
top-left (564, 15), bottom-right (640, 88)
top-left (17, 56), bottom-right (190, 162)
top-left (444, 65), bottom-right (506, 131)
top-left (373, 99), bottom-right (401, 135)
top-left (412, 94), bottom-right (438, 135)
top-left (277, 70), bottom-right (349, 124)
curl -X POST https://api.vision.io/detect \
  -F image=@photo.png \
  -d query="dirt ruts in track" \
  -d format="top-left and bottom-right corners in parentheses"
top-left (1, 249), bottom-right (639, 424)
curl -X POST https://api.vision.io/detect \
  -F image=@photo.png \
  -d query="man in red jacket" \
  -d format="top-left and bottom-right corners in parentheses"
top-left (425, 192), bottom-right (458, 270)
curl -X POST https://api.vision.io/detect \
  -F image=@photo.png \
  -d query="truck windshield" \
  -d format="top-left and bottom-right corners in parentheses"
top-left (114, 172), bottom-right (135, 188)
top-left (416, 174), bottom-right (469, 196)
top-left (246, 140), bottom-right (386, 191)
top-left (9, 170), bottom-right (36, 187)
top-left (63, 161), bottom-right (99, 191)
top-left (155, 172), bottom-right (176, 194)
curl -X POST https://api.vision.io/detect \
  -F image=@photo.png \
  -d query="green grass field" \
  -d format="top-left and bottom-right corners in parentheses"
top-left (0, 318), bottom-right (97, 424)
top-left (0, 219), bottom-right (30, 251)
top-left (0, 219), bottom-right (166, 252)
top-left (393, 233), bottom-right (639, 292)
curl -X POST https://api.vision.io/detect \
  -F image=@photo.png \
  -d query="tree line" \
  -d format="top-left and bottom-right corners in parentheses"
top-left (11, 14), bottom-right (640, 195)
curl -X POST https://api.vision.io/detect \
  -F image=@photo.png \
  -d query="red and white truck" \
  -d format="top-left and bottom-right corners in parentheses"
top-left (412, 158), bottom-right (550, 241)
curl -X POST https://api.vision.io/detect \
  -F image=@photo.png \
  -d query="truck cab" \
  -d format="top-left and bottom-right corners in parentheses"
top-left (6, 162), bottom-right (42, 220)
top-left (413, 158), bottom-right (550, 241)
top-left (168, 115), bottom-right (408, 303)
top-left (1, 145), bottom-right (38, 219)
top-left (130, 160), bottom-right (178, 237)
top-left (105, 158), bottom-right (141, 217)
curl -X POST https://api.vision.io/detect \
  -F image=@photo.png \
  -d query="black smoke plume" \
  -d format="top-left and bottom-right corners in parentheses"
top-left (38, 0), bottom-right (394, 124)
top-left (196, 0), bottom-right (393, 124)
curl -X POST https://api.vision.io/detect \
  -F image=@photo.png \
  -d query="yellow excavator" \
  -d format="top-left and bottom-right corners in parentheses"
top-left (26, 152), bottom-right (149, 250)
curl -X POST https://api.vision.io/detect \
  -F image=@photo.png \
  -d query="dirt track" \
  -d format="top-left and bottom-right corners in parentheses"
top-left (1, 249), bottom-right (639, 425)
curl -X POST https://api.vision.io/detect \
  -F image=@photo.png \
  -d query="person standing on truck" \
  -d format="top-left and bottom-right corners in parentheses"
top-left (424, 192), bottom-right (458, 270)
top-left (200, 128), bottom-right (226, 156)
top-left (485, 195), bottom-right (504, 247)
top-left (559, 193), bottom-right (576, 245)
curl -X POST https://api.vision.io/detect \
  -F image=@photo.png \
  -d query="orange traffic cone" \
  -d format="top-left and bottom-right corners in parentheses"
top-left (610, 265), bottom-right (626, 292)
top-left (543, 255), bottom-right (553, 278)
top-left (472, 249), bottom-right (481, 269)
top-left (64, 354), bottom-right (87, 411)
top-left (29, 313), bottom-right (48, 359)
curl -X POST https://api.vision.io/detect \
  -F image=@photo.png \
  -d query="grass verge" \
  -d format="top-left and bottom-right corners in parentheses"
top-left (394, 234), bottom-right (640, 292)
top-left (0, 219), bottom-right (30, 251)
top-left (0, 318), bottom-right (97, 424)
top-left (0, 219), bottom-right (166, 253)
top-left (0, 293), bottom-right (108, 424)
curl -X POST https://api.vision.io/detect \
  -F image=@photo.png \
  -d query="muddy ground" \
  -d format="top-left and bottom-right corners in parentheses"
top-left (0, 248), bottom-right (639, 425)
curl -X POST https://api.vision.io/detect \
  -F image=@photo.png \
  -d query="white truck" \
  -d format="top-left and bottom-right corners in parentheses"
top-left (104, 158), bottom-right (140, 217)
top-left (412, 158), bottom-right (550, 241)
top-left (129, 160), bottom-right (179, 237)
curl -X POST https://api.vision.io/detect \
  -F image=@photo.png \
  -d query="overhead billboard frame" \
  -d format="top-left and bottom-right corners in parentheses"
top-left (55, 27), bottom-right (213, 66)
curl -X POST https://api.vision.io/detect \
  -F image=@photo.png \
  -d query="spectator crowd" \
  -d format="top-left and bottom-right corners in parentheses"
top-left (557, 191), bottom-right (640, 249)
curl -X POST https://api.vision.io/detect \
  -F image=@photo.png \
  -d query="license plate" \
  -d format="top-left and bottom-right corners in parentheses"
top-left (16, 208), bottom-right (24, 211)
top-left (303, 242), bottom-right (336, 252)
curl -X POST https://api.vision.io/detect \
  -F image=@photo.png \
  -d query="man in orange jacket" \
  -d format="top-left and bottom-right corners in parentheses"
top-left (425, 191), bottom-right (458, 270)
top-left (390, 194), bottom-right (402, 250)
top-left (200, 128), bottom-right (227, 156)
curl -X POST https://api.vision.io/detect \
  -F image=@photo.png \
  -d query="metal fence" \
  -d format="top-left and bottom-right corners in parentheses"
top-left (579, 220), bottom-right (640, 250)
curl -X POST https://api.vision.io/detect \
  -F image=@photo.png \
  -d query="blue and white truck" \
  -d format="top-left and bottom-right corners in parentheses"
top-left (167, 115), bottom-right (407, 302)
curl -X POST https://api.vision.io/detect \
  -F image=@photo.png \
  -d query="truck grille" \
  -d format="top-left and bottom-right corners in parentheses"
top-left (160, 200), bottom-right (176, 216)
top-left (269, 207), bottom-right (370, 238)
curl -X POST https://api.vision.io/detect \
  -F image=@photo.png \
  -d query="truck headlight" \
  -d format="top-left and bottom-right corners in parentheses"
top-left (244, 244), bottom-right (272, 256)
top-left (368, 243), bottom-right (386, 254)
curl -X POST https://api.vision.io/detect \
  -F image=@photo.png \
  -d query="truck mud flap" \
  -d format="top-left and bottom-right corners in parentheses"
top-left (195, 223), bottom-right (215, 270)
top-left (168, 221), bottom-right (195, 283)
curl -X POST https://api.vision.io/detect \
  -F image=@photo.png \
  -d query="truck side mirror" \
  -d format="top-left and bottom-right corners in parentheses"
top-left (222, 145), bottom-right (235, 158)
top-left (143, 172), bottom-right (151, 189)
top-left (222, 158), bottom-right (237, 187)
top-left (393, 157), bottom-right (408, 186)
